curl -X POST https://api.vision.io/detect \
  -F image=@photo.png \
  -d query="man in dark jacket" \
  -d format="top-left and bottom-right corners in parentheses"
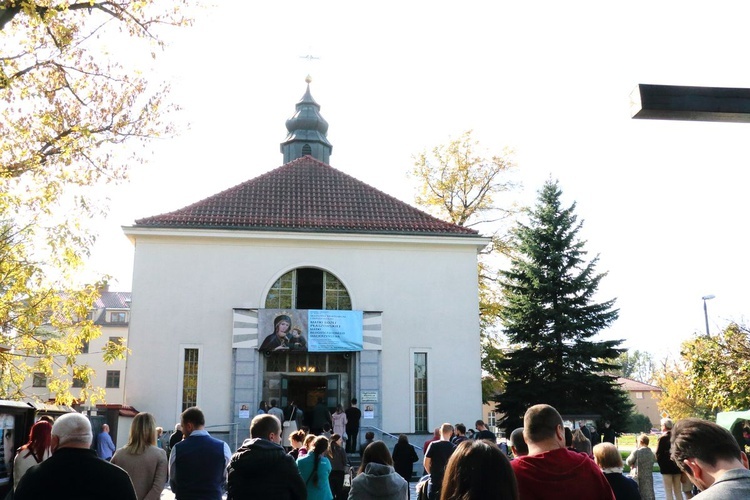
top-left (15, 413), bottom-right (137, 500)
top-left (344, 398), bottom-right (362, 453)
top-left (227, 414), bottom-right (307, 500)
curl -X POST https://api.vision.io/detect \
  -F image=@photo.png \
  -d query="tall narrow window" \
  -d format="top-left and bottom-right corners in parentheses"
top-left (182, 348), bottom-right (199, 411)
top-left (414, 352), bottom-right (428, 432)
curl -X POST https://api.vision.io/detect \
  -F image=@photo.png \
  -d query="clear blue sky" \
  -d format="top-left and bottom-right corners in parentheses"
top-left (87, 1), bottom-right (750, 361)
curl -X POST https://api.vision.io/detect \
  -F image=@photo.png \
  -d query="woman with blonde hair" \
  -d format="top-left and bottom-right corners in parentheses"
top-left (332, 404), bottom-right (347, 438)
top-left (593, 442), bottom-right (640, 500)
top-left (299, 432), bottom-right (317, 458)
top-left (111, 412), bottom-right (168, 500)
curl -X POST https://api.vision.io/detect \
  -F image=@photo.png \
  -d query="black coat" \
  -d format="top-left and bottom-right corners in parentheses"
top-left (392, 441), bottom-right (419, 482)
top-left (15, 447), bottom-right (137, 500)
top-left (226, 438), bottom-right (307, 500)
top-left (604, 472), bottom-right (642, 500)
top-left (656, 432), bottom-right (681, 475)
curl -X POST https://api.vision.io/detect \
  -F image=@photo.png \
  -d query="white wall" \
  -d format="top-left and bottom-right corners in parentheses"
top-left (25, 323), bottom-right (128, 405)
top-left (125, 229), bottom-right (486, 435)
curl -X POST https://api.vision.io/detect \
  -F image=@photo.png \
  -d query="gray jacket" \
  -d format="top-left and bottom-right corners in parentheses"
top-left (348, 463), bottom-right (408, 500)
top-left (693, 468), bottom-right (750, 500)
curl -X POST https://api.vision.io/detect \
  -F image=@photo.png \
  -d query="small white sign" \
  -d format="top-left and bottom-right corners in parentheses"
top-left (360, 391), bottom-right (378, 403)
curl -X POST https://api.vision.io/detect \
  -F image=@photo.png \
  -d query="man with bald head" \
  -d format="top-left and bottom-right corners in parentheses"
top-left (511, 404), bottom-right (615, 499)
top-left (96, 423), bottom-right (116, 461)
top-left (15, 413), bottom-right (136, 500)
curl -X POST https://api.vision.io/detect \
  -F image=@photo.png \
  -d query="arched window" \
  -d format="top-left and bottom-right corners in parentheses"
top-left (265, 268), bottom-right (351, 310)
top-left (301, 144), bottom-right (312, 156)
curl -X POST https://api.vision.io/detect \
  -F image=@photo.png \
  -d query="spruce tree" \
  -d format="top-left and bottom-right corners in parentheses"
top-left (495, 180), bottom-right (632, 432)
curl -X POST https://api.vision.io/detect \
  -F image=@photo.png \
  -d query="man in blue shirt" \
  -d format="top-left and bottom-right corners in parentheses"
top-left (169, 407), bottom-right (232, 500)
top-left (96, 423), bottom-right (116, 461)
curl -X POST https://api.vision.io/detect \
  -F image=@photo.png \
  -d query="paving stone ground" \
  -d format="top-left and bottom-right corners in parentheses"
top-left (160, 473), bottom-right (670, 499)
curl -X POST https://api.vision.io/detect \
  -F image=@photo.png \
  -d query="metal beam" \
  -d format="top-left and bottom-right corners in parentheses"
top-left (630, 84), bottom-right (750, 123)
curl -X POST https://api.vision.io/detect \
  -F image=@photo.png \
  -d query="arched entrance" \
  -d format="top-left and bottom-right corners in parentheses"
top-left (261, 267), bottom-right (354, 423)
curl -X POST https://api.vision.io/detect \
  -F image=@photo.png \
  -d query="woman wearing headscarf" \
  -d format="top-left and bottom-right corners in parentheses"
top-left (259, 314), bottom-right (292, 352)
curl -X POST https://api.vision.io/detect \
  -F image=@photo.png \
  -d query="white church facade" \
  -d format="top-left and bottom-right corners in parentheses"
top-left (123, 82), bottom-right (489, 444)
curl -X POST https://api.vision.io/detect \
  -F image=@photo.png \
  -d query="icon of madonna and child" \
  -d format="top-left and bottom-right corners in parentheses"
top-left (258, 313), bottom-right (308, 353)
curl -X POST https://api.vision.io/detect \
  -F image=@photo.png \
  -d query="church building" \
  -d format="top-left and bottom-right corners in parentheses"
top-left (123, 80), bottom-right (489, 445)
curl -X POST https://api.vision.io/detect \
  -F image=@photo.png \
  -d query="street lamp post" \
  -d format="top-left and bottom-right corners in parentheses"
top-left (702, 294), bottom-right (715, 336)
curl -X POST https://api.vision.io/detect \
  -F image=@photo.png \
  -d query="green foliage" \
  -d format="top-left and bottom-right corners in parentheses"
top-left (495, 180), bottom-right (631, 432)
top-left (0, 1), bottom-right (190, 403)
top-left (481, 375), bottom-right (504, 404)
top-left (0, 218), bottom-right (118, 404)
top-left (411, 130), bottom-right (518, 384)
top-left (613, 350), bottom-right (655, 383)
top-left (682, 323), bottom-right (750, 413)
top-left (625, 413), bottom-right (654, 433)
top-left (652, 324), bottom-right (750, 421)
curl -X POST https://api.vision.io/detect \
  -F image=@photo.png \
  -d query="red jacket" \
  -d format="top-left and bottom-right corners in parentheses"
top-left (511, 447), bottom-right (615, 500)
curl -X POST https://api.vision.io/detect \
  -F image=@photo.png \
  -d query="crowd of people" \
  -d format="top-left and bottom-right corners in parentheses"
top-left (414, 405), bottom-right (750, 500)
top-left (6, 401), bottom-right (750, 500)
top-left (226, 410), bottom-right (413, 500)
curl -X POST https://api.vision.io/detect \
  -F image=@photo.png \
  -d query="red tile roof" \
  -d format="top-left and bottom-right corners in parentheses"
top-left (617, 377), bottom-right (663, 392)
top-left (136, 156), bottom-right (478, 236)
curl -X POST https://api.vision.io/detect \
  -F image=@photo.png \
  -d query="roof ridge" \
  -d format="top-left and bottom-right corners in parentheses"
top-left (135, 157), bottom-right (480, 237)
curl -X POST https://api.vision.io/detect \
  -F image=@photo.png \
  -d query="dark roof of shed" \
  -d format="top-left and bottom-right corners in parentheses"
top-left (135, 156), bottom-right (478, 237)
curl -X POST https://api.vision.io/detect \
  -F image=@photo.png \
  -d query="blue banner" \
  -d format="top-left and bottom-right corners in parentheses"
top-left (307, 310), bottom-right (364, 352)
top-left (257, 309), bottom-right (363, 352)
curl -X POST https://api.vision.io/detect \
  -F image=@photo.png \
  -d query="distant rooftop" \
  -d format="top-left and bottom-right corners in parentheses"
top-left (94, 291), bottom-right (131, 310)
top-left (617, 377), bottom-right (662, 392)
